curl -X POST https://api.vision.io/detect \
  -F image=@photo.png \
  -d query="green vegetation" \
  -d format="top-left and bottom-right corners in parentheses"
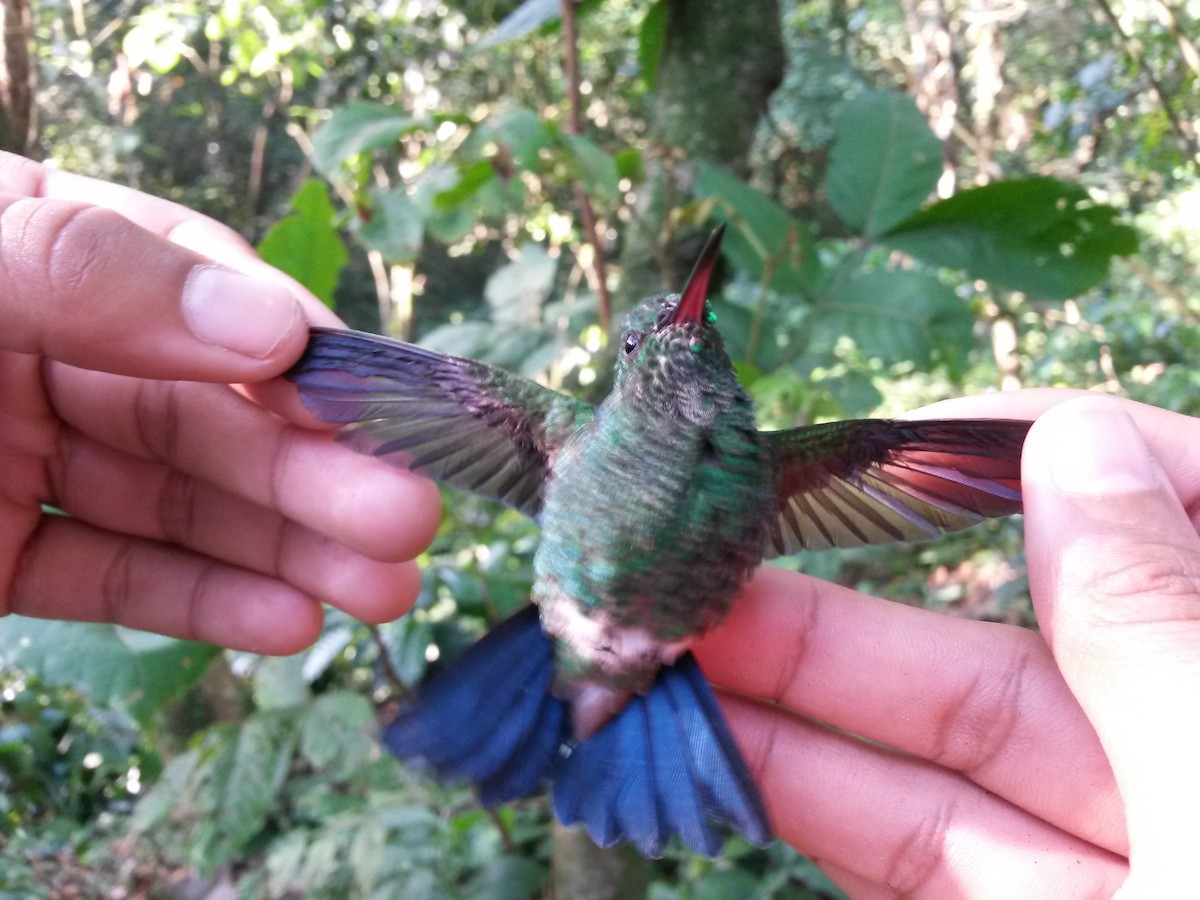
top-left (2, 0), bottom-right (1196, 895)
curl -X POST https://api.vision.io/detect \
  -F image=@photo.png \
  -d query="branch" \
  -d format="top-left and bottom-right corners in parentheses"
top-left (1093, 0), bottom-right (1199, 160)
top-left (559, 0), bottom-right (612, 332)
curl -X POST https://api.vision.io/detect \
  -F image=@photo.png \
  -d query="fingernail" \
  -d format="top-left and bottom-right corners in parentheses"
top-left (1047, 402), bottom-right (1159, 495)
top-left (182, 266), bottom-right (302, 358)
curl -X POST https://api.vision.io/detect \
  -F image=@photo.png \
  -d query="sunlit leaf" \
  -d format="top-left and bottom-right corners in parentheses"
top-left (312, 102), bottom-right (431, 175)
top-left (827, 90), bottom-right (943, 238)
top-left (695, 162), bottom-right (820, 294)
top-left (477, 0), bottom-right (561, 49)
top-left (298, 692), bottom-right (374, 778)
top-left (563, 134), bottom-right (620, 201)
top-left (0, 618), bottom-right (219, 726)
top-left (638, 0), bottom-right (668, 87)
top-left (887, 177), bottom-right (1140, 299)
top-left (356, 186), bottom-right (424, 263)
top-left (813, 270), bottom-right (972, 367)
top-left (257, 179), bottom-right (348, 306)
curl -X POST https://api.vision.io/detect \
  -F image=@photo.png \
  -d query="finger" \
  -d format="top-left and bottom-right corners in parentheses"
top-left (722, 696), bottom-right (1127, 896)
top-left (0, 192), bottom-right (311, 379)
top-left (45, 364), bottom-right (442, 562)
top-left (1023, 396), bottom-right (1200, 881)
top-left (694, 566), bottom-right (1127, 855)
top-left (0, 151), bottom-right (341, 328)
top-left (50, 429), bottom-right (422, 624)
top-left (11, 516), bottom-right (324, 654)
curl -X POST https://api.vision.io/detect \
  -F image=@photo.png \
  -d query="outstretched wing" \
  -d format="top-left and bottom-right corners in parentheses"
top-left (763, 418), bottom-right (1030, 556)
top-left (286, 327), bottom-right (594, 518)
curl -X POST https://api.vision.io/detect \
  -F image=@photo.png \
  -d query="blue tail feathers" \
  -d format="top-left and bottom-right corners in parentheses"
top-left (381, 605), bottom-right (771, 857)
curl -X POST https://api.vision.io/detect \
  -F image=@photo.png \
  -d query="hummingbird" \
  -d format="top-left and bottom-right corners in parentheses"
top-left (286, 225), bottom-right (1030, 858)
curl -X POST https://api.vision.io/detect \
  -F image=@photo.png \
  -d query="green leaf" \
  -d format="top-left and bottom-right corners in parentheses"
top-left (0, 618), bottom-right (219, 726)
top-left (253, 654), bottom-right (310, 710)
top-left (466, 856), bottom-right (546, 900)
top-left (479, 108), bottom-right (554, 171)
top-left (886, 177), bottom-right (1140, 299)
top-left (298, 692), bottom-right (374, 778)
top-left (257, 179), bottom-right (348, 306)
top-left (813, 270), bottom-right (972, 367)
top-left (356, 186), bottom-right (424, 263)
top-left (477, 0), bottom-right (561, 49)
top-left (695, 162), bottom-right (820, 295)
top-left (194, 713), bottom-right (297, 866)
top-left (638, 0), bottom-right (668, 88)
top-left (431, 160), bottom-right (496, 212)
top-left (826, 90), bottom-right (943, 238)
top-left (614, 147), bottom-right (644, 184)
top-left (562, 134), bottom-right (620, 201)
top-left (311, 102), bottom-right (429, 175)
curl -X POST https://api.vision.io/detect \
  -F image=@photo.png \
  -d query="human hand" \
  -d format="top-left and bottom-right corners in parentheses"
top-left (0, 152), bottom-right (440, 654)
top-left (697, 391), bottom-right (1200, 897)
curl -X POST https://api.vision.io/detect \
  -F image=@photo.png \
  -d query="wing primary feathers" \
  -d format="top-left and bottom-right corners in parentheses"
top-left (764, 418), bottom-right (1030, 555)
top-left (286, 327), bottom-right (594, 517)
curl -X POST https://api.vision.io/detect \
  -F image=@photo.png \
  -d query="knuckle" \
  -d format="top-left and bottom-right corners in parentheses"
top-left (3, 200), bottom-right (126, 299)
top-left (157, 469), bottom-right (198, 547)
top-left (1098, 547), bottom-right (1200, 602)
top-left (133, 378), bottom-right (183, 463)
top-left (926, 630), bottom-right (1035, 775)
top-left (100, 538), bottom-right (136, 626)
top-left (884, 798), bottom-right (954, 895)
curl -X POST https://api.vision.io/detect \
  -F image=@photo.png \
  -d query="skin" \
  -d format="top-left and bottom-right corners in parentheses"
top-left (0, 150), bottom-right (441, 654)
top-left (698, 391), bottom-right (1200, 897)
top-left (4, 152), bottom-right (1195, 895)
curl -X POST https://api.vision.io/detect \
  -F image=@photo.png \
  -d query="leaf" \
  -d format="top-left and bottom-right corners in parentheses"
top-left (813, 270), bottom-right (972, 367)
top-left (695, 162), bottom-right (820, 295)
top-left (298, 692), bottom-right (374, 778)
top-left (479, 107), bottom-right (554, 171)
top-left (253, 654), bottom-right (310, 710)
top-left (562, 134), bottom-right (620, 201)
top-left (0, 618), bottom-right (219, 726)
top-left (826, 90), bottom-right (943, 238)
top-left (477, 0), bottom-right (561, 49)
top-left (257, 179), bottom-right (348, 306)
top-left (485, 245), bottom-right (558, 324)
top-left (614, 147), bottom-right (644, 184)
top-left (638, 0), bottom-right (668, 87)
top-left (886, 177), bottom-right (1140, 299)
top-left (193, 713), bottom-right (297, 866)
top-left (356, 186), bottom-right (424, 263)
top-left (466, 856), bottom-right (546, 900)
top-left (311, 101), bottom-right (429, 175)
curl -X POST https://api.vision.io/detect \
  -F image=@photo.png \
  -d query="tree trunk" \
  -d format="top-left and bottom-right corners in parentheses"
top-left (0, 0), bottom-right (34, 155)
top-left (619, 0), bottom-right (785, 309)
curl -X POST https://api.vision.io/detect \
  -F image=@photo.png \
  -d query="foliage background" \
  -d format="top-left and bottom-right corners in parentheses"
top-left (1, 0), bottom-right (1197, 896)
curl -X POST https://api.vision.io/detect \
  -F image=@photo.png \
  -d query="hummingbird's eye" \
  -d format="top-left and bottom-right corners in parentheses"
top-left (622, 332), bottom-right (642, 355)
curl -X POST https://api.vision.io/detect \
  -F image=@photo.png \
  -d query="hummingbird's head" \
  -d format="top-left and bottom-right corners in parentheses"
top-left (612, 225), bottom-right (738, 418)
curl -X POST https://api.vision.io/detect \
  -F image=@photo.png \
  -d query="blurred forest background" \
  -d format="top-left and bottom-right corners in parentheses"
top-left (0, 0), bottom-right (1197, 896)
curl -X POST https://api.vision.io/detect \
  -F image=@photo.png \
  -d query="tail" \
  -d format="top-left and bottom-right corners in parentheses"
top-left (382, 606), bottom-right (771, 858)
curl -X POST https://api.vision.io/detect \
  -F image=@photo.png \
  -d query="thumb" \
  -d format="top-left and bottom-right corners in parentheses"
top-left (0, 195), bottom-right (308, 381)
top-left (1024, 396), bottom-right (1200, 886)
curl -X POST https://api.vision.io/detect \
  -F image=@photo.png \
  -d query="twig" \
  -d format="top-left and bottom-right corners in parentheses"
top-left (559, 0), bottom-right (612, 332)
top-left (486, 807), bottom-right (518, 854)
top-left (1093, 0), bottom-right (1199, 160)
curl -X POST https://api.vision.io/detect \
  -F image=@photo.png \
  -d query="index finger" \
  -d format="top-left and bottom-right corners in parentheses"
top-left (0, 151), bottom-right (341, 328)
